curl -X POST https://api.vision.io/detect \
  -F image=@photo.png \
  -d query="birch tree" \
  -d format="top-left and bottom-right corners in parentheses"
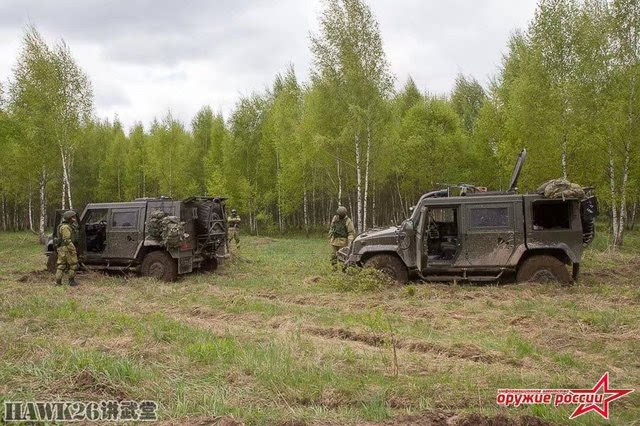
top-left (310, 0), bottom-right (393, 232)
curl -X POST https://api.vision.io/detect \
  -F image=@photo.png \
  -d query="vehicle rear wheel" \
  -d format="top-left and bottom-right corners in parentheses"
top-left (517, 255), bottom-right (571, 285)
top-left (201, 257), bottom-right (218, 272)
top-left (364, 254), bottom-right (408, 284)
top-left (47, 252), bottom-right (58, 273)
top-left (141, 251), bottom-right (178, 282)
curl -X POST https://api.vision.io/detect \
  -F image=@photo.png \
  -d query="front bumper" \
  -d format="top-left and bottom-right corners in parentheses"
top-left (337, 246), bottom-right (360, 265)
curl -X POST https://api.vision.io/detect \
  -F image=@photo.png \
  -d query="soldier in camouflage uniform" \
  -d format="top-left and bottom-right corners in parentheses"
top-left (227, 209), bottom-right (241, 247)
top-left (55, 210), bottom-right (79, 286)
top-left (329, 206), bottom-right (355, 264)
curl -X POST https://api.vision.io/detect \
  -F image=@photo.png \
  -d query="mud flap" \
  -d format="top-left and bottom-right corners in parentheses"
top-left (178, 256), bottom-right (193, 274)
top-left (572, 263), bottom-right (580, 282)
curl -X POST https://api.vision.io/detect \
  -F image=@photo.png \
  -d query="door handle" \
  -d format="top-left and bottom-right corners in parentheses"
top-left (127, 235), bottom-right (133, 241)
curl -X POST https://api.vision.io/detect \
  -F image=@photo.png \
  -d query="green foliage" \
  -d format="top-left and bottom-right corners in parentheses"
top-left (2, 0), bottom-right (639, 248)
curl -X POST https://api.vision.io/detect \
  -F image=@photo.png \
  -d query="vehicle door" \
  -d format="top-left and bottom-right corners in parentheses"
top-left (416, 204), bottom-right (461, 271)
top-left (415, 206), bottom-right (427, 271)
top-left (461, 202), bottom-right (517, 267)
top-left (80, 208), bottom-right (109, 263)
top-left (104, 208), bottom-right (143, 259)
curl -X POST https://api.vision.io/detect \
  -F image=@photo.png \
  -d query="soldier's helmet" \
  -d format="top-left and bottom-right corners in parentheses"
top-left (62, 210), bottom-right (77, 221)
top-left (336, 206), bottom-right (347, 218)
top-left (231, 209), bottom-right (237, 215)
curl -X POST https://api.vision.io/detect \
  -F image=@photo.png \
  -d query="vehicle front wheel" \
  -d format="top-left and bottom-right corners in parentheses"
top-left (364, 254), bottom-right (408, 284)
top-left (517, 255), bottom-right (571, 285)
top-left (141, 251), bottom-right (178, 282)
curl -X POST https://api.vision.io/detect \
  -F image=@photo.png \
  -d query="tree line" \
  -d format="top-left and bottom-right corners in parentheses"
top-left (0, 0), bottom-right (638, 246)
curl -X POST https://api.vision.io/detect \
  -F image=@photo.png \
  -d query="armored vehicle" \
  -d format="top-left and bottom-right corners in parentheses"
top-left (338, 150), bottom-right (599, 284)
top-left (46, 197), bottom-right (228, 281)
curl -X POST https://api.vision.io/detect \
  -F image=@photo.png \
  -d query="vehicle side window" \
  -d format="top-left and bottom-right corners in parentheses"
top-left (532, 201), bottom-right (571, 230)
top-left (111, 211), bottom-right (138, 228)
top-left (470, 207), bottom-right (509, 228)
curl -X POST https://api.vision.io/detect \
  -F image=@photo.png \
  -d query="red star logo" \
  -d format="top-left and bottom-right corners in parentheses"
top-left (569, 372), bottom-right (634, 419)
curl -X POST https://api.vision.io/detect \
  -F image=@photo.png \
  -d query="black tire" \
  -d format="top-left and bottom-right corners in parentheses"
top-left (47, 252), bottom-right (58, 273)
top-left (364, 254), bottom-right (408, 284)
top-left (201, 257), bottom-right (218, 272)
top-left (517, 255), bottom-right (571, 285)
top-left (141, 251), bottom-right (178, 282)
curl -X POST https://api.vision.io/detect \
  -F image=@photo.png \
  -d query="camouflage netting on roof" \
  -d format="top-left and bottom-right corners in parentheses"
top-left (161, 216), bottom-right (186, 248)
top-left (537, 178), bottom-right (585, 199)
top-left (147, 210), bottom-right (166, 240)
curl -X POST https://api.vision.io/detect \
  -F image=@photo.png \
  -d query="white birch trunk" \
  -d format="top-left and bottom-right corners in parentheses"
top-left (61, 174), bottom-right (67, 210)
top-left (355, 133), bottom-right (362, 233)
top-left (28, 186), bottom-right (34, 232)
top-left (617, 142), bottom-right (631, 245)
top-left (39, 168), bottom-right (47, 244)
top-left (371, 182), bottom-right (376, 228)
top-left (363, 124), bottom-right (371, 232)
top-left (65, 151), bottom-right (73, 209)
top-left (607, 140), bottom-right (619, 246)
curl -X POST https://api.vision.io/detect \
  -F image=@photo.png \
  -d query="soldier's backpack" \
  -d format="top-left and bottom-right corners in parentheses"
top-left (147, 210), bottom-right (166, 240)
top-left (161, 216), bottom-right (186, 248)
top-left (537, 179), bottom-right (585, 200)
top-left (331, 217), bottom-right (348, 238)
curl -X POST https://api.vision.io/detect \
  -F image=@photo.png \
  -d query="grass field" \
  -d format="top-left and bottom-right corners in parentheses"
top-left (0, 229), bottom-right (639, 425)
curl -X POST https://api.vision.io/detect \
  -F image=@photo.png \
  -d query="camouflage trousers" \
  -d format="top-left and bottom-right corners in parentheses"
top-left (55, 244), bottom-right (78, 283)
top-left (330, 244), bottom-right (346, 265)
top-left (228, 227), bottom-right (240, 246)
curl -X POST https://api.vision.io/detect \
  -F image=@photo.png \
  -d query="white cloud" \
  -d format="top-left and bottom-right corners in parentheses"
top-left (0, 0), bottom-right (537, 130)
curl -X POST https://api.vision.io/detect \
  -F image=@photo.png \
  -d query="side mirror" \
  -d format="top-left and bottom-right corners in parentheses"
top-left (403, 219), bottom-right (414, 232)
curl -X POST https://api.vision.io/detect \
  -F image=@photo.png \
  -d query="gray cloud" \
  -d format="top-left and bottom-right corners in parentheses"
top-left (0, 0), bottom-right (537, 129)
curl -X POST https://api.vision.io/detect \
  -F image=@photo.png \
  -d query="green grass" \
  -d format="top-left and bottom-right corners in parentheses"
top-left (0, 230), bottom-right (639, 425)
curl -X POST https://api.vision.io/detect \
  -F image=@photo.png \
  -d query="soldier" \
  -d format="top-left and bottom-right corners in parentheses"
top-left (227, 209), bottom-right (241, 247)
top-left (55, 210), bottom-right (79, 286)
top-left (329, 206), bottom-right (355, 264)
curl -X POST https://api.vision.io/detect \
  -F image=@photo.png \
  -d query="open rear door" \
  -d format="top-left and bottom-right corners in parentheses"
top-left (507, 149), bottom-right (527, 193)
top-left (415, 206), bottom-right (427, 271)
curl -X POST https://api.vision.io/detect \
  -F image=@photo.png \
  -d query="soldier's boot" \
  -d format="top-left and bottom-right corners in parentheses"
top-left (68, 267), bottom-right (78, 286)
top-left (55, 269), bottom-right (63, 286)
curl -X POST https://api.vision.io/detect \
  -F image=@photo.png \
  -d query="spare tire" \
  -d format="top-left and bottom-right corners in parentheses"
top-left (196, 201), bottom-right (224, 235)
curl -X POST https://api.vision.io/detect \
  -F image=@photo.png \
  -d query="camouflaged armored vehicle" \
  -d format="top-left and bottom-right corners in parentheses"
top-left (46, 196), bottom-right (228, 281)
top-left (338, 150), bottom-right (599, 284)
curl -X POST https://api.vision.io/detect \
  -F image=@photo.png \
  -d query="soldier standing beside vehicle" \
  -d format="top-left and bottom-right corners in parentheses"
top-left (227, 209), bottom-right (241, 247)
top-left (329, 206), bottom-right (355, 264)
top-left (55, 210), bottom-right (79, 286)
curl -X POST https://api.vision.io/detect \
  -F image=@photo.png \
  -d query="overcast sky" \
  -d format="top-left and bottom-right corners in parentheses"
top-left (0, 0), bottom-right (538, 130)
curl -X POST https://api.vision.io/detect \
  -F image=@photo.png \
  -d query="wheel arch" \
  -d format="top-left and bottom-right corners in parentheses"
top-left (359, 249), bottom-right (405, 266)
top-left (517, 248), bottom-right (572, 269)
top-left (137, 244), bottom-right (165, 261)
